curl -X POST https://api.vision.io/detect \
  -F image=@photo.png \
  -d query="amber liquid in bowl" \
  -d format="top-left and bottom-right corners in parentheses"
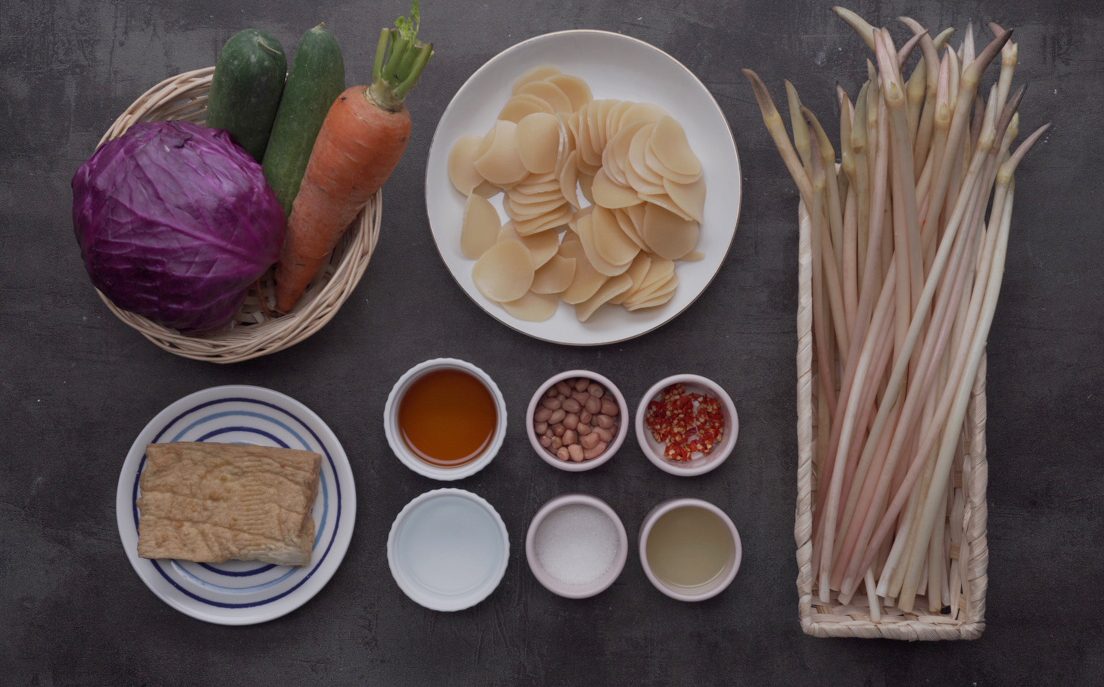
top-left (398, 368), bottom-right (497, 467)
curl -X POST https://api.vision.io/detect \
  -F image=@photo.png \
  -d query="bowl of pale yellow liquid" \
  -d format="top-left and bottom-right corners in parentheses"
top-left (639, 498), bottom-right (741, 602)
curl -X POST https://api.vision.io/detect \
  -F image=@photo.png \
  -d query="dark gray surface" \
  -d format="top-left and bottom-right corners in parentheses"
top-left (2, 0), bottom-right (1101, 684)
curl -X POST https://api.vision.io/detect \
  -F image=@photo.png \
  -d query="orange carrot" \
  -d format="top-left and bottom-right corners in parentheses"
top-left (276, 2), bottom-right (432, 312)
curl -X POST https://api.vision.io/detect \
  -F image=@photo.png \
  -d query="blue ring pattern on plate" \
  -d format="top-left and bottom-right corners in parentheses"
top-left (130, 397), bottom-right (342, 609)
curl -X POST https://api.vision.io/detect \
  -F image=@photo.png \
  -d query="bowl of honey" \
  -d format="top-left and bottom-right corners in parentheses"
top-left (384, 358), bottom-right (507, 481)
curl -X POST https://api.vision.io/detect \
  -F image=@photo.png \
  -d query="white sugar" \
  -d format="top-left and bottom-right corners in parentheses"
top-left (534, 504), bottom-right (620, 586)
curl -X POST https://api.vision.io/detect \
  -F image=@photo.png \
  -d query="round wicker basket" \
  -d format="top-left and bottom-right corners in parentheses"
top-left (91, 66), bottom-right (382, 363)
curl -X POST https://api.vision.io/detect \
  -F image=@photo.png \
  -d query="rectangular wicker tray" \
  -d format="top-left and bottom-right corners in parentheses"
top-left (794, 206), bottom-right (989, 640)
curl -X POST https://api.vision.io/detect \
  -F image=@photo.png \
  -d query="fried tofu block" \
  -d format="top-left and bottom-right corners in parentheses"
top-left (137, 442), bottom-right (321, 566)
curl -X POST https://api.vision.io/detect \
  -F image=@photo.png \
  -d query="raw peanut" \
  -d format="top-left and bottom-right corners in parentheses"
top-left (573, 378), bottom-right (589, 392)
top-left (535, 421), bottom-right (548, 435)
top-left (600, 399), bottom-right (619, 416)
top-left (539, 435), bottom-right (552, 448)
top-left (556, 381), bottom-right (572, 396)
top-left (557, 447), bottom-right (570, 461)
top-left (595, 427), bottom-right (613, 443)
top-left (553, 424), bottom-right (565, 437)
top-left (535, 407), bottom-right (553, 422)
top-left (549, 409), bottom-right (566, 424)
top-left (551, 437), bottom-right (563, 450)
top-left (568, 444), bottom-right (585, 462)
top-left (563, 413), bottom-right (579, 430)
top-left (561, 398), bottom-right (581, 413)
top-left (541, 397), bottom-right (562, 410)
top-left (595, 414), bottom-right (613, 429)
top-left (572, 391), bottom-right (590, 405)
top-left (587, 383), bottom-right (604, 398)
top-left (563, 429), bottom-right (578, 445)
top-left (577, 423), bottom-right (591, 436)
top-left (579, 411), bottom-right (592, 424)
top-left (580, 432), bottom-right (600, 449)
top-left (546, 388), bottom-right (557, 398)
top-left (583, 441), bottom-right (608, 460)
top-left (584, 396), bottom-right (601, 414)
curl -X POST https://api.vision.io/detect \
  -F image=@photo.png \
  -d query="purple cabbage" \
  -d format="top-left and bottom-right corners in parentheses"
top-left (72, 120), bottom-right (285, 332)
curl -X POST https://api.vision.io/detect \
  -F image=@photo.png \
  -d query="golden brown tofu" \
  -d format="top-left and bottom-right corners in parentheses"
top-left (137, 442), bottom-right (321, 566)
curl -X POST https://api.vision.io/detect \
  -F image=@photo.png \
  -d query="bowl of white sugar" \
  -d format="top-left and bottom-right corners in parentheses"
top-left (525, 494), bottom-right (628, 599)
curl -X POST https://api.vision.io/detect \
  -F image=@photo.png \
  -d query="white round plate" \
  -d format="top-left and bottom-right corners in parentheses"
top-left (425, 30), bottom-right (742, 346)
top-left (116, 386), bottom-right (356, 625)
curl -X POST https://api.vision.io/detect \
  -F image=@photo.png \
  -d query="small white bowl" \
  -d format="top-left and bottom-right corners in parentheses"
top-left (387, 489), bottom-right (509, 612)
top-left (525, 494), bottom-right (628, 599)
top-left (384, 358), bottom-right (507, 481)
top-left (639, 498), bottom-right (742, 602)
top-left (634, 374), bottom-right (738, 477)
top-left (525, 370), bottom-right (629, 472)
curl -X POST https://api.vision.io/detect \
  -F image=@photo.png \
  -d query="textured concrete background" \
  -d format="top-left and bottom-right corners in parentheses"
top-left (2, 0), bottom-right (1102, 684)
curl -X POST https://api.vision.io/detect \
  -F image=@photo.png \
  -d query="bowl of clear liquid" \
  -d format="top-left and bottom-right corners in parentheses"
top-left (639, 498), bottom-right (742, 602)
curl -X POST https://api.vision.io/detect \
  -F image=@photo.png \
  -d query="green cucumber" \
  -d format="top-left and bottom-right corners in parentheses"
top-left (206, 29), bottom-right (287, 161)
top-left (262, 24), bottom-right (345, 216)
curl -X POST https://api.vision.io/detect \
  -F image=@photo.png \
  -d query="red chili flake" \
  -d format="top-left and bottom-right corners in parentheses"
top-left (644, 383), bottom-right (726, 462)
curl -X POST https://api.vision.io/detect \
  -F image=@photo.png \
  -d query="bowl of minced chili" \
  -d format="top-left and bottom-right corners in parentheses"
top-left (634, 374), bottom-right (738, 477)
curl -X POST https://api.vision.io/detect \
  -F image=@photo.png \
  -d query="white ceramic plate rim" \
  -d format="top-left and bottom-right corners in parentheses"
top-left (115, 385), bottom-right (357, 625)
top-left (425, 29), bottom-right (742, 346)
top-left (387, 488), bottom-right (510, 612)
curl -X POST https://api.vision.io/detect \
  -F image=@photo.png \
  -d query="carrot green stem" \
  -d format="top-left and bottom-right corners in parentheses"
top-left (368, 1), bottom-right (435, 112)
top-left (394, 43), bottom-right (433, 99)
top-left (382, 34), bottom-right (409, 82)
top-left (371, 28), bottom-right (391, 83)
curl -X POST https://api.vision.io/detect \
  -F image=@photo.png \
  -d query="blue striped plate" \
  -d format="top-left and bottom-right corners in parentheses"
top-left (116, 386), bottom-right (356, 625)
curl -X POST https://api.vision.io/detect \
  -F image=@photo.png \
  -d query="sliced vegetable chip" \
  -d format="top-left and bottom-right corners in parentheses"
top-left (504, 194), bottom-right (566, 221)
top-left (546, 74), bottom-right (593, 112)
top-left (460, 194), bottom-right (501, 259)
top-left (498, 222), bottom-right (560, 268)
top-left (641, 204), bottom-right (700, 260)
top-left (473, 120), bottom-right (527, 185)
top-left (663, 174), bottom-right (706, 223)
top-left (472, 240), bottom-right (534, 302)
top-left (448, 134), bottom-right (484, 195)
top-left (591, 205), bottom-right (640, 266)
top-left (502, 290), bottom-right (559, 321)
top-left (644, 135), bottom-right (700, 185)
top-left (639, 191), bottom-right (694, 221)
top-left (612, 207), bottom-right (648, 251)
top-left (515, 203), bottom-right (572, 236)
top-left (516, 80), bottom-right (572, 113)
top-left (531, 254), bottom-right (576, 294)
top-left (609, 252), bottom-right (652, 305)
top-left (578, 172), bottom-right (596, 206)
top-left (516, 112), bottom-right (562, 174)
top-left (511, 65), bottom-right (561, 94)
top-left (576, 273), bottom-right (633, 322)
top-left (499, 93), bottom-right (555, 122)
top-left (649, 115), bottom-right (702, 178)
top-left (592, 167), bottom-right (641, 209)
top-left (560, 235), bottom-right (608, 304)
top-left (559, 150), bottom-right (581, 209)
top-left (577, 209), bottom-right (632, 277)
